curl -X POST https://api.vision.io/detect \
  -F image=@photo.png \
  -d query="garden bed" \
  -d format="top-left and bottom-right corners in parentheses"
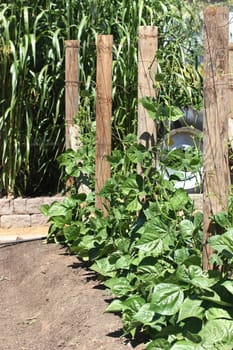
top-left (0, 240), bottom-right (144, 350)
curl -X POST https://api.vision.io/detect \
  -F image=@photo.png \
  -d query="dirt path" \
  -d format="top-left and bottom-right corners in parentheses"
top-left (0, 240), bottom-right (144, 350)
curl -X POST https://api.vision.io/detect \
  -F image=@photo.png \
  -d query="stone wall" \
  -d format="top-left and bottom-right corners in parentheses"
top-left (0, 196), bottom-right (64, 228)
top-left (0, 194), bottom-right (203, 229)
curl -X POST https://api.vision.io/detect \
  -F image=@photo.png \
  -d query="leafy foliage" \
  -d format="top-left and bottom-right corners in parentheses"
top-left (41, 135), bottom-right (233, 349)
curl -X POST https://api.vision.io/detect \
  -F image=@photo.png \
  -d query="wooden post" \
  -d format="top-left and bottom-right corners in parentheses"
top-left (95, 35), bottom-right (113, 215)
top-left (137, 26), bottom-right (158, 165)
top-left (65, 40), bottom-right (80, 151)
top-left (228, 43), bottom-right (233, 151)
top-left (203, 7), bottom-right (230, 270)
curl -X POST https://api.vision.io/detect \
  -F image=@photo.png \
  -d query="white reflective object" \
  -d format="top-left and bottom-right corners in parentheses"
top-left (159, 128), bottom-right (202, 193)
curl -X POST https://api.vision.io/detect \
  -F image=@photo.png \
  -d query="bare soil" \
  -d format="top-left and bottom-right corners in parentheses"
top-left (0, 240), bottom-right (144, 350)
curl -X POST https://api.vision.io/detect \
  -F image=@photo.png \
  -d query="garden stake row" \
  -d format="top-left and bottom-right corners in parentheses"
top-left (64, 8), bottom-right (232, 270)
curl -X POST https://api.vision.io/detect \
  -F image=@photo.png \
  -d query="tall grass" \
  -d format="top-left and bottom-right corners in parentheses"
top-left (0, 0), bottom-right (202, 196)
top-left (0, 2), bottom-right (66, 195)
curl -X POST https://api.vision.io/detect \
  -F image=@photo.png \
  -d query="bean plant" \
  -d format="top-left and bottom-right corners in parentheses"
top-left (41, 133), bottom-right (233, 349)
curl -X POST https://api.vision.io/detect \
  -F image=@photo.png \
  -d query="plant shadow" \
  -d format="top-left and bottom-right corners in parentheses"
top-left (106, 328), bottom-right (147, 349)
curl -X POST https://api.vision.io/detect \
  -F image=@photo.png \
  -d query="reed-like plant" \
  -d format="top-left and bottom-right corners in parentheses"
top-left (0, 2), bottom-right (66, 195)
top-left (0, 0), bottom-right (202, 196)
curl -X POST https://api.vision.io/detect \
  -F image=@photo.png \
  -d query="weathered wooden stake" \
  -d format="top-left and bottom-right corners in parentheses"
top-left (65, 40), bottom-right (80, 151)
top-left (228, 43), bottom-right (233, 150)
top-left (95, 35), bottom-right (113, 215)
top-left (203, 7), bottom-right (230, 270)
top-left (137, 26), bottom-right (158, 169)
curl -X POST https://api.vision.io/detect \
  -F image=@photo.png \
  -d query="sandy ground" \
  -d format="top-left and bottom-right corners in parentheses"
top-left (0, 240), bottom-right (144, 350)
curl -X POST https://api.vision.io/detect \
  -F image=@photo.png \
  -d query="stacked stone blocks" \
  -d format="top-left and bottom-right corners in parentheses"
top-left (0, 197), bottom-right (64, 228)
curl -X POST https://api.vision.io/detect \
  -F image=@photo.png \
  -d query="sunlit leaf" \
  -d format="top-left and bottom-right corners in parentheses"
top-left (150, 283), bottom-right (184, 315)
top-left (178, 297), bottom-right (204, 322)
